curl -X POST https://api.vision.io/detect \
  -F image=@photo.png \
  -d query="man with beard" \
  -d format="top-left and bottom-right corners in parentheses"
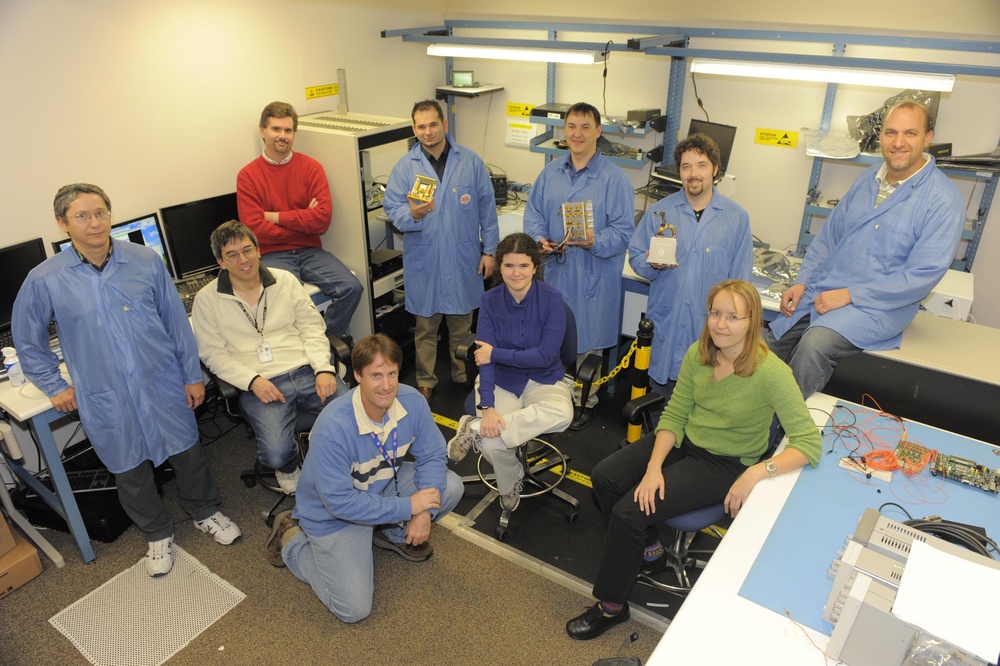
top-left (628, 133), bottom-right (753, 399)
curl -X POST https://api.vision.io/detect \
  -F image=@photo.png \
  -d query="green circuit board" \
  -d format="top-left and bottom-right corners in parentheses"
top-left (930, 453), bottom-right (1000, 493)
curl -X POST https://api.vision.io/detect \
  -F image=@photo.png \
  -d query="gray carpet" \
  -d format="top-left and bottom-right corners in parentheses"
top-left (0, 407), bottom-right (662, 665)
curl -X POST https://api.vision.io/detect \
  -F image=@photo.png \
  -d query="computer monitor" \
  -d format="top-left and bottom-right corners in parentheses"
top-left (0, 238), bottom-right (48, 331)
top-left (159, 193), bottom-right (238, 279)
top-left (51, 213), bottom-right (174, 278)
top-left (688, 119), bottom-right (738, 176)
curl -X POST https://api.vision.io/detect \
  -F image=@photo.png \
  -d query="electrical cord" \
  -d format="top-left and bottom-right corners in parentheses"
top-left (691, 71), bottom-right (709, 121)
top-left (879, 501), bottom-right (998, 560)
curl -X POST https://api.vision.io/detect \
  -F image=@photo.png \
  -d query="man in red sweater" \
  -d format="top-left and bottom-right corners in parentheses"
top-left (237, 101), bottom-right (362, 338)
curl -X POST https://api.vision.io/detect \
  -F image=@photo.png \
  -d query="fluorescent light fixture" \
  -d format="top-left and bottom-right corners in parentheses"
top-left (427, 43), bottom-right (606, 65)
top-left (690, 58), bottom-right (955, 92)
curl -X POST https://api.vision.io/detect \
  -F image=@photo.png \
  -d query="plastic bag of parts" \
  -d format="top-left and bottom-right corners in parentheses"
top-left (753, 247), bottom-right (798, 302)
top-left (901, 629), bottom-right (994, 666)
top-left (801, 127), bottom-right (861, 159)
top-left (847, 90), bottom-right (941, 154)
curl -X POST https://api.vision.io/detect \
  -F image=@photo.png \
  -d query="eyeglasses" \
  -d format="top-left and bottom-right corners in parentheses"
top-left (707, 310), bottom-right (750, 324)
top-left (223, 247), bottom-right (258, 262)
top-left (67, 210), bottom-right (111, 223)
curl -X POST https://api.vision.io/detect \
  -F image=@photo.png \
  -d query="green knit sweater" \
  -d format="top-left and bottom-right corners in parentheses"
top-left (656, 343), bottom-right (822, 467)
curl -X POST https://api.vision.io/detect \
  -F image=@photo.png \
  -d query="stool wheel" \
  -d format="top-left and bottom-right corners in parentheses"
top-left (566, 511), bottom-right (578, 523)
top-left (495, 526), bottom-right (509, 541)
top-left (243, 477), bottom-right (256, 488)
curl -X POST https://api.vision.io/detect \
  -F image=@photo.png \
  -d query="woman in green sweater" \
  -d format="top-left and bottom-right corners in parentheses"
top-left (566, 279), bottom-right (822, 640)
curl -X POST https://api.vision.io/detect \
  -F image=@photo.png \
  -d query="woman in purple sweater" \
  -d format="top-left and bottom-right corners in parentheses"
top-left (447, 233), bottom-right (574, 512)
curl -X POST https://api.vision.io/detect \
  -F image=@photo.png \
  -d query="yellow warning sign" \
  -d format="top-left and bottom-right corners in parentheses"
top-left (506, 102), bottom-right (534, 118)
top-left (754, 128), bottom-right (798, 148)
top-left (305, 83), bottom-right (339, 100)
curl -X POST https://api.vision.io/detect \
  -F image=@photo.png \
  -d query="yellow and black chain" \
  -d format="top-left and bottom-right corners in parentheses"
top-left (572, 338), bottom-right (638, 389)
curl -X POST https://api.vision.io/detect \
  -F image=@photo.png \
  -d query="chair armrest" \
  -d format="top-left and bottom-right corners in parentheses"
top-left (455, 333), bottom-right (476, 361)
top-left (576, 352), bottom-right (603, 387)
top-left (202, 363), bottom-right (241, 401)
top-left (622, 392), bottom-right (665, 425)
top-left (327, 332), bottom-right (352, 383)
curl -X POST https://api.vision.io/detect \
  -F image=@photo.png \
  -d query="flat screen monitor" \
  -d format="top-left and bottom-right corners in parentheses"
top-left (0, 237), bottom-right (48, 331)
top-left (688, 119), bottom-right (737, 175)
top-left (51, 213), bottom-right (174, 278)
top-left (159, 193), bottom-right (238, 279)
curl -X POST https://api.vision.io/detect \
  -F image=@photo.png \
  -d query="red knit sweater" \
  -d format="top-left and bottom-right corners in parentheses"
top-left (236, 153), bottom-right (333, 254)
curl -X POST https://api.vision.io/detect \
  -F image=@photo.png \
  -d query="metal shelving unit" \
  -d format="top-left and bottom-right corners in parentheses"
top-left (383, 20), bottom-right (1000, 268)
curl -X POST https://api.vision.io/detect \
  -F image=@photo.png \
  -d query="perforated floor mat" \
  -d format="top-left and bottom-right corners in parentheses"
top-left (49, 545), bottom-right (245, 666)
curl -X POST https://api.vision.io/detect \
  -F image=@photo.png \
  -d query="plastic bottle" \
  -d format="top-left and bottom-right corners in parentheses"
top-left (2, 347), bottom-right (27, 387)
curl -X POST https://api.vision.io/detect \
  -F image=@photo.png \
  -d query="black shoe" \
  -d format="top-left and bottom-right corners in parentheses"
top-left (566, 602), bottom-right (630, 640)
top-left (568, 406), bottom-right (594, 431)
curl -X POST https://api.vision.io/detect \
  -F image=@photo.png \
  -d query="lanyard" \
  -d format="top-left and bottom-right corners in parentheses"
top-left (370, 428), bottom-right (400, 497)
top-left (236, 290), bottom-right (268, 338)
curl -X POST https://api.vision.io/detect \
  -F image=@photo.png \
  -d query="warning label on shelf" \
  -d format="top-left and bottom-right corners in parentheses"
top-left (754, 128), bottom-right (798, 148)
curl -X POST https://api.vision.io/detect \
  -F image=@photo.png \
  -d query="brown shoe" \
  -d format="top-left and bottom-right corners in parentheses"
top-left (417, 386), bottom-right (433, 402)
top-left (372, 530), bottom-right (433, 562)
top-left (266, 510), bottom-right (300, 568)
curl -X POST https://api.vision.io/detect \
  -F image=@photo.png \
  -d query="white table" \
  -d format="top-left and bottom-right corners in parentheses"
top-left (648, 393), bottom-right (840, 664)
top-left (0, 371), bottom-right (94, 565)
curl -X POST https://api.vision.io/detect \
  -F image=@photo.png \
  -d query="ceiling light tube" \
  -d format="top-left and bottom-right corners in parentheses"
top-left (427, 43), bottom-right (606, 65)
top-left (690, 58), bottom-right (955, 92)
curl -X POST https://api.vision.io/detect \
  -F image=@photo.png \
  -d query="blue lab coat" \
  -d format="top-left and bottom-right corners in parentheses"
top-left (629, 189), bottom-right (753, 384)
top-left (12, 241), bottom-right (203, 474)
top-left (384, 137), bottom-right (500, 317)
top-left (523, 152), bottom-right (633, 353)
top-left (769, 157), bottom-right (964, 350)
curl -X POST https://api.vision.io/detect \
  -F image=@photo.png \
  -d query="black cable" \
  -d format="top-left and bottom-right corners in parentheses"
top-left (877, 502), bottom-right (914, 520)
top-left (690, 71), bottom-right (709, 121)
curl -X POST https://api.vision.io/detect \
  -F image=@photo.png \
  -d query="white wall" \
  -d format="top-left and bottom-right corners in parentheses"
top-left (3, 1), bottom-right (1000, 325)
top-left (0, 0), bottom-right (444, 250)
top-left (433, 3), bottom-right (1000, 326)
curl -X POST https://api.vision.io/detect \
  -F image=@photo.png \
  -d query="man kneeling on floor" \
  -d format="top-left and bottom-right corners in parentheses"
top-left (267, 333), bottom-right (464, 622)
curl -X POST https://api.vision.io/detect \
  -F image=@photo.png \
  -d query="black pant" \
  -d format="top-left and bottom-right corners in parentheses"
top-left (115, 443), bottom-right (221, 542)
top-left (590, 432), bottom-right (746, 604)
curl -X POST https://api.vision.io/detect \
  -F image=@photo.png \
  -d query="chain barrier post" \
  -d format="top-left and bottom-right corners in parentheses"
top-left (627, 318), bottom-right (654, 444)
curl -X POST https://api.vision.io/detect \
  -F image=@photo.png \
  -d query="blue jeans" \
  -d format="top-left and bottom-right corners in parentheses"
top-left (282, 464), bottom-right (464, 623)
top-left (764, 316), bottom-right (861, 398)
top-left (238, 365), bottom-right (348, 472)
top-left (260, 247), bottom-right (363, 338)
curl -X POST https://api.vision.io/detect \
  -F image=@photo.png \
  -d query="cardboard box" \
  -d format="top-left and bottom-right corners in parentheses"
top-left (0, 524), bottom-right (42, 600)
top-left (0, 513), bottom-right (15, 558)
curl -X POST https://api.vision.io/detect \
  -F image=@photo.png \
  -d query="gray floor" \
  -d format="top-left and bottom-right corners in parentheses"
top-left (1, 389), bottom-right (664, 665)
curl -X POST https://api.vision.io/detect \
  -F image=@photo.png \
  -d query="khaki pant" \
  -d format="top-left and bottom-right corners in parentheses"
top-left (414, 312), bottom-right (474, 388)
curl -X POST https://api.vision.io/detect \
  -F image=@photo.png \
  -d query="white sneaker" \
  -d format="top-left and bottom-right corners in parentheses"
top-left (194, 511), bottom-right (242, 545)
top-left (447, 415), bottom-right (481, 463)
top-left (275, 467), bottom-right (300, 495)
top-left (145, 536), bottom-right (174, 577)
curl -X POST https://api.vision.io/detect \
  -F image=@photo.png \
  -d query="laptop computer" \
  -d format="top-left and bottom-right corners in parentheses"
top-left (652, 119), bottom-right (737, 186)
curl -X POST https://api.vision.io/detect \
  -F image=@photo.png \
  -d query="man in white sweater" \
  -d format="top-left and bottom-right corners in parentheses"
top-left (192, 220), bottom-right (347, 494)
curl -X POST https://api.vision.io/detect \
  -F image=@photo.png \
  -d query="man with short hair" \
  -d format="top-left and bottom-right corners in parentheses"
top-left (383, 99), bottom-right (499, 401)
top-left (629, 133), bottom-right (753, 399)
top-left (237, 101), bottom-right (363, 339)
top-left (191, 220), bottom-right (347, 495)
top-left (766, 101), bottom-right (965, 398)
top-left (266, 333), bottom-right (464, 623)
top-left (14, 183), bottom-right (241, 578)
top-left (523, 102), bottom-right (634, 429)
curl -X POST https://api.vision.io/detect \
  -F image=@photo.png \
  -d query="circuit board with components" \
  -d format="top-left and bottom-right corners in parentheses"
top-left (930, 453), bottom-right (1000, 493)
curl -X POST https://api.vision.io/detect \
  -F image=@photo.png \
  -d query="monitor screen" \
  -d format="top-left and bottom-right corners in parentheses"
top-left (0, 238), bottom-right (48, 330)
top-left (688, 119), bottom-right (738, 174)
top-left (452, 70), bottom-right (475, 87)
top-left (159, 193), bottom-right (238, 279)
top-left (51, 212), bottom-right (174, 278)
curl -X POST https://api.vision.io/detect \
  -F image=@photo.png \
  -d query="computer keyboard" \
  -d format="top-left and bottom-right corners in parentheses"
top-left (23, 468), bottom-right (117, 498)
top-left (175, 271), bottom-right (217, 315)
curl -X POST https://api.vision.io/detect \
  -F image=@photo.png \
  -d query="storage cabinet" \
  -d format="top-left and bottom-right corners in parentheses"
top-left (294, 111), bottom-right (415, 346)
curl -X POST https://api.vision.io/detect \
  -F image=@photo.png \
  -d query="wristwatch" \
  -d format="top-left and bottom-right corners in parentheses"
top-left (477, 404), bottom-right (493, 411)
top-left (764, 460), bottom-right (778, 478)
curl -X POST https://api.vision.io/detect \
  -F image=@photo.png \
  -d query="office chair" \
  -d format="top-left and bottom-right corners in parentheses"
top-left (622, 392), bottom-right (783, 593)
top-left (207, 332), bottom-right (351, 527)
top-left (454, 303), bottom-right (601, 540)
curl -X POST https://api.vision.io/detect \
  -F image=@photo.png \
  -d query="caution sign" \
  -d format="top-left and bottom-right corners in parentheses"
top-left (305, 83), bottom-right (340, 100)
top-left (754, 128), bottom-right (798, 149)
top-left (506, 102), bottom-right (534, 118)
